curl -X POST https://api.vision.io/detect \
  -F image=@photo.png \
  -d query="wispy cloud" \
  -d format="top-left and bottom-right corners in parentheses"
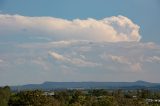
top-left (130, 63), bottom-right (142, 72)
top-left (100, 54), bottom-right (142, 72)
top-left (0, 59), bottom-right (4, 63)
top-left (1, 40), bottom-right (160, 83)
top-left (104, 54), bottom-right (130, 64)
top-left (48, 51), bottom-right (65, 61)
top-left (146, 56), bottom-right (160, 63)
top-left (48, 51), bottom-right (100, 67)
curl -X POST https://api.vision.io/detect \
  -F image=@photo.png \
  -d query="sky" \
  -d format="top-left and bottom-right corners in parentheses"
top-left (0, 0), bottom-right (160, 86)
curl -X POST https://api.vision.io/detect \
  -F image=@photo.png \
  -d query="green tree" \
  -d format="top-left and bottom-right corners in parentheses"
top-left (92, 96), bottom-right (118, 106)
top-left (9, 90), bottom-right (60, 106)
top-left (54, 90), bottom-right (70, 105)
top-left (0, 86), bottom-right (11, 106)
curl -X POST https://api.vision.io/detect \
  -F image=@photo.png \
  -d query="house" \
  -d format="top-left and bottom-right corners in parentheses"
top-left (43, 91), bottom-right (55, 96)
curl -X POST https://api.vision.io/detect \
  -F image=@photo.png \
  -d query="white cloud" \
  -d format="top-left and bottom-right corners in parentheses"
top-left (48, 51), bottom-right (100, 67)
top-left (0, 59), bottom-right (4, 63)
top-left (1, 40), bottom-right (160, 83)
top-left (48, 51), bottom-right (65, 61)
top-left (146, 56), bottom-right (160, 63)
top-left (16, 40), bottom-right (160, 73)
top-left (49, 40), bottom-right (80, 47)
top-left (131, 63), bottom-right (142, 72)
top-left (152, 56), bottom-right (160, 61)
top-left (106, 55), bottom-right (130, 64)
top-left (0, 14), bottom-right (141, 42)
top-left (100, 54), bottom-right (142, 72)
top-left (69, 58), bottom-right (100, 67)
top-left (32, 57), bottom-right (51, 71)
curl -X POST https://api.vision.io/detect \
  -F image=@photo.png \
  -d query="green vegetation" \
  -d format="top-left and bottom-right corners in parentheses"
top-left (0, 86), bottom-right (11, 106)
top-left (1, 86), bottom-right (160, 106)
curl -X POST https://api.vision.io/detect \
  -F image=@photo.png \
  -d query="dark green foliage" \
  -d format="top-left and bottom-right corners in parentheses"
top-left (0, 86), bottom-right (11, 106)
top-left (54, 90), bottom-right (70, 105)
top-left (93, 96), bottom-right (118, 106)
top-left (89, 89), bottom-right (108, 97)
top-left (8, 90), bottom-right (60, 106)
top-left (141, 89), bottom-right (152, 98)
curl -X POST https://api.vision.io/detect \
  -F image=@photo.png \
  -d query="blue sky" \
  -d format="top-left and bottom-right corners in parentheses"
top-left (0, 0), bottom-right (160, 85)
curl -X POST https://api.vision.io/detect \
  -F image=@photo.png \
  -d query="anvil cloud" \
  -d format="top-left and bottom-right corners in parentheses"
top-left (0, 14), bottom-right (141, 42)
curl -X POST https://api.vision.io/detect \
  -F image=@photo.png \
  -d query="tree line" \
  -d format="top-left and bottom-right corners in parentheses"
top-left (1, 86), bottom-right (160, 106)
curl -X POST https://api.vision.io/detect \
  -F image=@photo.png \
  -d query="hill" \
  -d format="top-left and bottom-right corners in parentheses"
top-left (10, 81), bottom-right (160, 91)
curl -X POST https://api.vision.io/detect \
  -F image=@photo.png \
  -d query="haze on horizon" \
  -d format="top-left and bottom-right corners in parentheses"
top-left (0, 0), bottom-right (160, 86)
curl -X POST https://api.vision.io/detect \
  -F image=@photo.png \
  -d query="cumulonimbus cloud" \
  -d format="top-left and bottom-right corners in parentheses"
top-left (0, 14), bottom-right (141, 42)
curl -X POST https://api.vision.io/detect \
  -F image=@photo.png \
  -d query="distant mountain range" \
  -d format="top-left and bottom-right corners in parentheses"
top-left (11, 80), bottom-right (160, 91)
